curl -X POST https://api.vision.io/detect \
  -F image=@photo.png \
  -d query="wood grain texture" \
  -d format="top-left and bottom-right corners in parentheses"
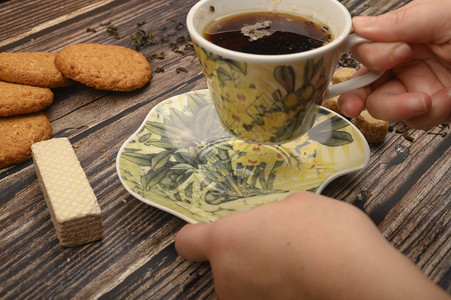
top-left (0, 0), bottom-right (449, 298)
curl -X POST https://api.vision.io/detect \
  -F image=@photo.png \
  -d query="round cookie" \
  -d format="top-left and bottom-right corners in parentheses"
top-left (0, 112), bottom-right (52, 169)
top-left (0, 81), bottom-right (54, 117)
top-left (0, 52), bottom-right (74, 88)
top-left (55, 43), bottom-right (152, 91)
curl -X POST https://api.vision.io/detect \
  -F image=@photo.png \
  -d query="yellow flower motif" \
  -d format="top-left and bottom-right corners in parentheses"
top-left (213, 86), bottom-right (274, 136)
top-left (260, 111), bottom-right (291, 130)
top-left (222, 86), bottom-right (263, 109)
top-left (285, 92), bottom-right (299, 107)
top-left (272, 142), bottom-right (320, 179)
top-left (232, 141), bottom-right (285, 167)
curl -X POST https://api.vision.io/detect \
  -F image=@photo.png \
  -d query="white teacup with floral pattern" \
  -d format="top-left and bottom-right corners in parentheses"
top-left (187, 0), bottom-right (381, 144)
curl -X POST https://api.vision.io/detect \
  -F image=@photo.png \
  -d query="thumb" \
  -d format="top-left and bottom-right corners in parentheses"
top-left (175, 223), bottom-right (211, 261)
top-left (353, 0), bottom-right (445, 44)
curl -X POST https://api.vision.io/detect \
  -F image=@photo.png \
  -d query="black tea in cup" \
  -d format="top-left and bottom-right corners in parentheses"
top-left (203, 11), bottom-right (332, 55)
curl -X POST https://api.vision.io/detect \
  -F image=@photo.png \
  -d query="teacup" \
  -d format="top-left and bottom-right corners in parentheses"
top-left (187, 0), bottom-right (381, 144)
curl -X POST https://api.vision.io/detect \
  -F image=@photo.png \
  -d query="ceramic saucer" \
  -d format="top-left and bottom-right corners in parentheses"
top-left (116, 89), bottom-right (369, 223)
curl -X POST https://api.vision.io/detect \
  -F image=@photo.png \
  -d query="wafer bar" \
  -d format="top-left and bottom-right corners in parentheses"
top-left (31, 138), bottom-right (103, 247)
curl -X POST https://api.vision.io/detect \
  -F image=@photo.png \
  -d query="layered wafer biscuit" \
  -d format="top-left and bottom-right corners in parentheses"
top-left (31, 138), bottom-right (103, 247)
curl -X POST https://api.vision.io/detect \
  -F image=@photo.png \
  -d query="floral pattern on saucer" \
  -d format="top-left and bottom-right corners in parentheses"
top-left (116, 89), bottom-right (369, 223)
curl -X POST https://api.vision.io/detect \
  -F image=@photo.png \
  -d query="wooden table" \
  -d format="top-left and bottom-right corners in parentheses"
top-left (1, 0), bottom-right (449, 298)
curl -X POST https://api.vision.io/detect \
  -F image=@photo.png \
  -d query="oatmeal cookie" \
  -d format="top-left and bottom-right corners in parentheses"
top-left (0, 81), bottom-right (53, 116)
top-left (0, 52), bottom-right (73, 88)
top-left (0, 112), bottom-right (52, 168)
top-left (55, 43), bottom-right (152, 91)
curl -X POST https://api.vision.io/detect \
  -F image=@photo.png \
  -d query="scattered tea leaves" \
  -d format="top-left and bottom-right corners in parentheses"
top-left (427, 132), bottom-right (447, 138)
top-left (130, 29), bottom-right (158, 49)
top-left (393, 122), bottom-right (415, 142)
top-left (338, 51), bottom-right (359, 69)
top-left (176, 35), bottom-right (186, 44)
top-left (427, 124), bottom-right (448, 138)
top-left (147, 51), bottom-right (166, 61)
top-left (86, 27), bottom-right (97, 33)
top-left (395, 127), bottom-right (409, 134)
top-left (107, 25), bottom-right (120, 39)
top-left (175, 22), bottom-right (185, 30)
top-left (176, 67), bottom-right (188, 74)
top-left (402, 132), bottom-right (415, 142)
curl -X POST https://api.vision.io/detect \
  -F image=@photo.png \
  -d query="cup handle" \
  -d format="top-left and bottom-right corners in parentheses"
top-left (325, 33), bottom-right (383, 99)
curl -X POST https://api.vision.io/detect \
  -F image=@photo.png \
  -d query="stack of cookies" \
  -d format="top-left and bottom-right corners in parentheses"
top-left (0, 52), bottom-right (66, 169)
top-left (0, 44), bottom-right (152, 169)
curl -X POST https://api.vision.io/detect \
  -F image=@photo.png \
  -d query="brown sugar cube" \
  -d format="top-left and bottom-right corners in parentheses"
top-left (321, 95), bottom-right (344, 115)
top-left (332, 67), bottom-right (356, 84)
top-left (31, 138), bottom-right (103, 247)
top-left (353, 110), bottom-right (389, 143)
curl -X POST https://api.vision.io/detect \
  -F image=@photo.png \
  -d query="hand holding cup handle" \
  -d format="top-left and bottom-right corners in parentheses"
top-left (326, 34), bottom-right (383, 99)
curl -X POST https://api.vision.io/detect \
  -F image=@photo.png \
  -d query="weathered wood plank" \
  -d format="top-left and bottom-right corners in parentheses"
top-left (0, 0), bottom-right (448, 298)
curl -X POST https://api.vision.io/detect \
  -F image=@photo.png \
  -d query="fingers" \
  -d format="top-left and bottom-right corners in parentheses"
top-left (175, 223), bottom-right (211, 262)
top-left (339, 56), bottom-right (450, 126)
top-left (339, 79), bottom-right (428, 122)
top-left (404, 87), bottom-right (451, 129)
top-left (338, 68), bottom-right (391, 118)
top-left (340, 70), bottom-right (433, 122)
top-left (351, 42), bottom-right (412, 72)
top-left (393, 60), bottom-right (446, 95)
top-left (365, 84), bottom-right (431, 122)
top-left (352, 0), bottom-right (447, 44)
top-left (340, 78), bottom-right (450, 128)
top-left (337, 90), bottom-right (366, 118)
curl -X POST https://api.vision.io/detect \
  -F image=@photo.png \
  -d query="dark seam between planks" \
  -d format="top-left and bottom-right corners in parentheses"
top-left (370, 135), bottom-right (451, 225)
top-left (0, 0), bottom-right (131, 53)
top-left (62, 212), bottom-right (176, 297)
top-left (99, 242), bottom-right (184, 299)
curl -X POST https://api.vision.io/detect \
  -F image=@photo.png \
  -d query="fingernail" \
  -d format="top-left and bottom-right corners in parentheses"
top-left (353, 16), bottom-right (376, 28)
top-left (393, 43), bottom-right (412, 61)
top-left (408, 95), bottom-right (428, 113)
